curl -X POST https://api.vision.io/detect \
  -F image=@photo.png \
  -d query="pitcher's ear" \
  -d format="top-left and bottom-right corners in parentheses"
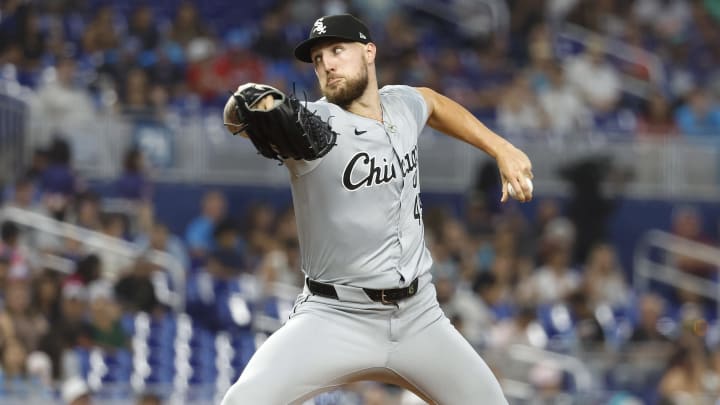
top-left (365, 42), bottom-right (376, 63)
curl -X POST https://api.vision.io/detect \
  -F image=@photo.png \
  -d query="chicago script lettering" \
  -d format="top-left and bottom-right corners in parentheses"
top-left (342, 146), bottom-right (419, 191)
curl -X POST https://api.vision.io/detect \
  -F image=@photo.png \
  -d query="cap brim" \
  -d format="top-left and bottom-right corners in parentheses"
top-left (293, 35), bottom-right (357, 63)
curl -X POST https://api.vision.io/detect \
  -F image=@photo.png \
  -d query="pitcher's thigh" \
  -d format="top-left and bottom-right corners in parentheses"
top-left (220, 312), bottom-right (385, 405)
top-left (388, 317), bottom-right (508, 405)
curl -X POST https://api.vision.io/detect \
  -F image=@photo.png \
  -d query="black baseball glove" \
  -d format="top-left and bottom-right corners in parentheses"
top-left (223, 83), bottom-right (337, 162)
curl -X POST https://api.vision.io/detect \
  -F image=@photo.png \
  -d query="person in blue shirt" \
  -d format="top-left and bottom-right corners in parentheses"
top-left (114, 146), bottom-right (153, 201)
top-left (185, 190), bottom-right (227, 261)
top-left (675, 89), bottom-right (720, 136)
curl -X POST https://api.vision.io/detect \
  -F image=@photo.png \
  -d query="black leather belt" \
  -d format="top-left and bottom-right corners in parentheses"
top-left (306, 277), bottom-right (419, 304)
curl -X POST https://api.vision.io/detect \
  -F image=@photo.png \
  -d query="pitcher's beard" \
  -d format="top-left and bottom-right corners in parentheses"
top-left (323, 65), bottom-right (369, 108)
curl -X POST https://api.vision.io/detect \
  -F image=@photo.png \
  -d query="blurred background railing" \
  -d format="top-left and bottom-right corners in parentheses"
top-left (5, 94), bottom-right (717, 199)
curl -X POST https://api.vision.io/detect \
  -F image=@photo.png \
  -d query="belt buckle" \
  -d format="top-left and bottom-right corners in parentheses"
top-left (380, 289), bottom-right (392, 305)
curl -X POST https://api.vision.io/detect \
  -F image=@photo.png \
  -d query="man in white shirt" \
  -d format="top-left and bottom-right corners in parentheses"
top-left (564, 39), bottom-right (621, 114)
top-left (538, 64), bottom-right (592, 134)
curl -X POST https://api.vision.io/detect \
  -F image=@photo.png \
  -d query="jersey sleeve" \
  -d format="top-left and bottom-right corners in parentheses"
top-left (381, 85), bottom-right (430, 129)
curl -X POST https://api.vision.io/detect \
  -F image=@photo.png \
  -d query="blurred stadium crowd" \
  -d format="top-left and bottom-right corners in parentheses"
top-left (0, 0), bottom-right (720, 404)
top-left (1, 0), bottom-right (720, 135)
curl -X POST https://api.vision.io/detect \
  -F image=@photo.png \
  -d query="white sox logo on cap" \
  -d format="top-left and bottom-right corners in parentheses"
top-left (312, 18), bottom-right (327, 35)
top-left (295, 14), bottom-right (372, 62)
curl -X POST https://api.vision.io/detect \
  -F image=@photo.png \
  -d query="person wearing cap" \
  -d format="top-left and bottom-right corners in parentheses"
top-left (221, 13), bottom-right (530, 405)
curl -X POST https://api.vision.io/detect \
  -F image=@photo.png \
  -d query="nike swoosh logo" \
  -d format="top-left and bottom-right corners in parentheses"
top-left (354, 128), bottom-right (367, 135)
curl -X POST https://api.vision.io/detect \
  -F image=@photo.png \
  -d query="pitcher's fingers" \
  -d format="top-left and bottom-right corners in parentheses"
top-left (509, 176), bottom-right (525, 201)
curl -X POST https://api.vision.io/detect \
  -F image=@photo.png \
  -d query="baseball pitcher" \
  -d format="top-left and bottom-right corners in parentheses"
top-left (220, 14), bottom-right (533, 405)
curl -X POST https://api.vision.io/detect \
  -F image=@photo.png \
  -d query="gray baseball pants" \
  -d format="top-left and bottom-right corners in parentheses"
top-left (220, 273), bottom-right (508, 405)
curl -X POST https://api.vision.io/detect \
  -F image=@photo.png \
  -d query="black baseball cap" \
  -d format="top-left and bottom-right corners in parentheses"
top-left (294, 14), bottom-right (373, 63)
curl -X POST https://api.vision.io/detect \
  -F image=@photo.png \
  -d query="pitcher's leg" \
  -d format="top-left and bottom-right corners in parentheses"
top-left (387, 316), bottom-right (508, 405)
top-left (221, 308), bottom-right (387, 405)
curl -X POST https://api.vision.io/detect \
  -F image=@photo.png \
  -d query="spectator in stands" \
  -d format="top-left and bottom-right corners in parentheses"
top-left (87, 280), bottom-right (127, 350)
top-left (670, 205), bottom-right (716, 278)
top-left (440, 218), bottom-right (475, 281)
top-left (435, 274), bottom-right (460, 313)
top-left (81, 5), bottom-right (119, 54)
top-left (583, 243), bottom-right (630, 308)
top-left (658, 341), bottom-right (719, 403)
top-left (252, 10), bottom-right (294, 61)
top-left (33, 57), bottom-right (95, 139)
top-left (147, 83), bottom-right (173, 121)
top-left (169, 2), bottom-right (209, 49)
top-left (488, 306), bottom-right (548, 349)
top-left (101, 213), bottom-right (127, 240)
top-left (185, 37), bottom-right (223, 104)
top-left (488, 254), bottom-right (521, 310)
top-left (213, 218), bottom-right (247, 270)
top-left (0, 221), bottom-right (31, 280)
top-left (633, 0), bottom-right (692, 40)
top-left (471, 38), bottom-right (518, 117)
top-left (14, 4), bottom-right (44, 73)
top-left (114, 256), bottom-right (161, 314)
top-left (273, 206), bottom-right (298, 245)
top-left (567, 291), bottom-right (606, 348)
top-left (497, 75), bottom-right (549, 134)
top-left (114, 146), bottom-right (152, 202)
top-left (674, 88), bottom-right (720, 136)
top-left (466, 271), bottom-right (515, 345)
top-left (523, 24), bottom-right (554, 92)
top-left (185, 190), bottom-right (227, 260)
top-left (4, 177), bottom-right (42, 214)
top-left (637, 90), bottom-right (678, 137)
top-left (146, 45), bottom-right (185, 94)
top-left (629, 293), bottom-right (671, 344)
top-left (537, 63), bottom-right (591, 135)
top-left (476, 222), bottom-right (518, 276)
top-left (65, 254), bottom-right (101, 287)
top-left (258, 237), bottom-right (302, 287)
top-left (24, 148), bottom-right (48, 182)
top-left (211, 218), bottom-right (246, 276)
top-left (564, 38), bottom-right (621, 114)
top-left (128, 5), bottom-right (159, 51)
top-left (186, 249), bottom-right (250, 331)
top-left (531, 198), bottom-right (562, 249)
top-left (520, 242), bottom-right (580, 305)
top-left (528, 360), bottom-right (568, 405)
top-left (32, 270), bottom-right (61, 324)
top-left (71, 191), bottom-right (102, 232)
top-left (435, 49), bottom-right (481, 114)
top-left (92, 213), bottom-right (133, 279)
top-left (215, 29), bottom-right (266, 95)
top-left (39, 137), bottom-right (80, 218)
top-left (121, 68), bottom-right (151, 118)
top-left (37, 281), bottom-right (92, 380)
top-left (243, 203), bottom-right (276, 266)
top-left (0, 278), bottom-right (48, 353)
top-left (0, 338), bottom-right (29, 391)
top-left (429, 239), bottom-right (459, 283)
top-left (135, 221), bottom-right (190, 274)
top-left (463, 194), bottom-right (495, 241)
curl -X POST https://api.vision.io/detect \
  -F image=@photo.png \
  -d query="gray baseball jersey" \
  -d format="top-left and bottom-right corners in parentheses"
top-left (286, 85), bottom-right (433, 289)
top-left (221, 85), bottom-right (509, 405)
